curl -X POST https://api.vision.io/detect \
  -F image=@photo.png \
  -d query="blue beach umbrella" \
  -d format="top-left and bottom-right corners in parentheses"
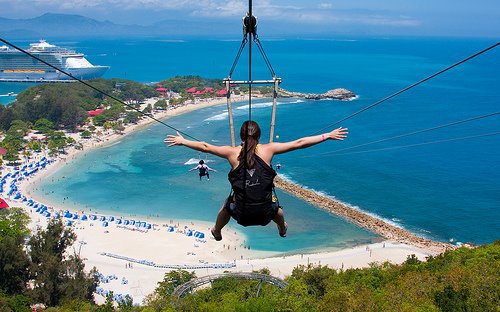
top-left (116, 219), bottom-right (122, 224)
top-left (102, 221), bottom-right (109, 227)
top-left (81, 215), bottom-right (88, 221)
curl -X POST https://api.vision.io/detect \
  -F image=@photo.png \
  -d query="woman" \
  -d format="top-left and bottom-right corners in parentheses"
top-left (165, 121), bottom-right (348, 241)
top-left (189, 159), bottom-right (217, 181)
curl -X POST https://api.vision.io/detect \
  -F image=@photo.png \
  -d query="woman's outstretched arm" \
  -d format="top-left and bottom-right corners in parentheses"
top-left (165, 132), bottom-right (233, 159)
top-left (268, 127), bottom-right (348, 155)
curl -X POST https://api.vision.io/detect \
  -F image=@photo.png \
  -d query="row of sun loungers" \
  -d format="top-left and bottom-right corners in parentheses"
top-left (99, 252), bottom-right (236, 270)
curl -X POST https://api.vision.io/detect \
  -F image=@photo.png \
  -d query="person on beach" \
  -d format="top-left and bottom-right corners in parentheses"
top-left (190, 160), bottom-right (216, 181)
top-left (165, 120), bottom-right (348, 240)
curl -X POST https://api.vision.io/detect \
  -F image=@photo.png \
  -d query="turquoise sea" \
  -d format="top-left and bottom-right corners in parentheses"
top-left (3, 37), bottom-right (499, 252)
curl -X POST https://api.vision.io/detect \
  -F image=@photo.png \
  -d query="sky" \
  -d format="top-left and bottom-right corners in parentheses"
top-left (1, 0), bottom-right (499, 37)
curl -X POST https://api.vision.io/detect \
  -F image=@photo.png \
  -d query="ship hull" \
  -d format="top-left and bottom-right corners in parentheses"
top-left (0, 66), bottom-right (109, 82)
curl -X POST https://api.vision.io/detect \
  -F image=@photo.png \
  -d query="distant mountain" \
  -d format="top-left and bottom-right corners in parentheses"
top-left (0, 13), bottom-right (242, 39)
top-left (0, 13), bottom-right (150, 38)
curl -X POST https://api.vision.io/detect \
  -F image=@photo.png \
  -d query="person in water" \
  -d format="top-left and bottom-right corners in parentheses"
top-left (190, 159), bottom-right (217, 180)
top-left (165, 120), bottom-right (348, 241)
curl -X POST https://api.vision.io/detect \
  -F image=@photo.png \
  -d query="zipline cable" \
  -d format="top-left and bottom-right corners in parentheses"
top-left (304, 111), bottom-right (499, 158)
top-left (330, 131), bottom-right (500, 156)
top-left (0, 37), bottom-right (200, 141)
top-left (313, 41), bottom-right (499, 135)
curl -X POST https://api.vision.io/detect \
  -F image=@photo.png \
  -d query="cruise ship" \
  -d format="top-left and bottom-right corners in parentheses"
top-left (0, 40), bottom-right (109, 82)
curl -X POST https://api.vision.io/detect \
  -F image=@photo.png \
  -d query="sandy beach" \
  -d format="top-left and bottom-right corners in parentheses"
top-left (4, 95), bottom-right (440, 305)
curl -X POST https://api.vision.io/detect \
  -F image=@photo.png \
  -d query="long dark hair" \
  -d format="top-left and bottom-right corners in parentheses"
top-left (238, 120), bottom-right (261, 168)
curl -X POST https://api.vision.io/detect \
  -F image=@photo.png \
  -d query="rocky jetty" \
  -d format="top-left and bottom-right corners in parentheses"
top-left (274, 176), bottom-right (456, 253)
top-left (280, 88), bottom-right (357, 101)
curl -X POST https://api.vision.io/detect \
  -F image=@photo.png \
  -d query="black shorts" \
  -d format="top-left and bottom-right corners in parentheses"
top-left (223, 195), bottom-right (279, 227)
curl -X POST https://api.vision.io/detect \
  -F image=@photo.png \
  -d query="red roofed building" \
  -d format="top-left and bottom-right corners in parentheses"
top-left (202, 87), bottom-right (214, 93)
top-left (0, 148), bottom-right (6, 156)
top-left (156, 87), bottom-right (168, 97)
top-left (216, 89), bottom-right (228, 96)
top-left (88, 109), bottom-right (105, 116)
top-left (185, 87), bottom-right (197, 93)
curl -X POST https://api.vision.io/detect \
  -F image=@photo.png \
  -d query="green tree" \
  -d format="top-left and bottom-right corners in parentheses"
top-left (34, 118), bottom-right (54, 133)
top-left (0, 208), bottom-right (31, 295)
top-left (80, 130), bottom-right (92, 139)
top-left (27, 219), bottom-right (97, 307)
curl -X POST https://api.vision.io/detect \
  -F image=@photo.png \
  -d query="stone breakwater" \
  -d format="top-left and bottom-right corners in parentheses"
top-left (280, 88), bottom-right (357, 101)
top-left (274, 176), bottom-right (456, 253)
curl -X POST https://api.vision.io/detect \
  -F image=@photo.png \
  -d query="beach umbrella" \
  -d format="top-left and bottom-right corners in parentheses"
top-left (81, 215), bottom-right (88, 221)
top-left (186, 230), bottom-right (193, 236)
top-left (0, 198), bottom-right (9, 209)
top-left (14, 193), bottom-right (21, 199)
top-left (102, 221), bottom-right (108, 227)
top-left (198, 233), bottom-right (205, 239)
top-left (109, 216), bottom-right (115, 222)
top-left (123, 220), bottom-right (129, 225)
top-left (73, 214), bottom-right (79, 220)
top-left (130, 220), bottom-right (135, 225)
top-left (99, 216), bottom-right (106, 221)
top-left (90, 215), bottom-right (97, 220)
top-left (116, 219), bottom-right (122, 224)
top-left (146, 224), bottom-right (152, 229)
top-left (168, 226), bottom-right (174, 232)
top-left (66, 220), bottom-right (72, 226)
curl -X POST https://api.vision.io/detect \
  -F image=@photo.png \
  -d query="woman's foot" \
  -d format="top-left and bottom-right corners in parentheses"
top-left (211, 228), bottom-right (222, 241)
top-left (278, 222), bottom-right (288, 237)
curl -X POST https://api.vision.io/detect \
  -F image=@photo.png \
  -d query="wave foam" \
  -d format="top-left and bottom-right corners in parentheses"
top-left (184, 158), bottom-right (214, 165)
top-left (204, 112), bottom-right (228, 121)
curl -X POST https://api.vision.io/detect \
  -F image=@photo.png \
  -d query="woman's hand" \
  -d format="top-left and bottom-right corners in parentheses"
top-left (327, 127), bottom-right (348, 141)
top-left (164, 132), bottom-right (185, 147)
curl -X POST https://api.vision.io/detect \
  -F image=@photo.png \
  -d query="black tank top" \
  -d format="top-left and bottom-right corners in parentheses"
top-left (228, 155), bottom-right (276, 206)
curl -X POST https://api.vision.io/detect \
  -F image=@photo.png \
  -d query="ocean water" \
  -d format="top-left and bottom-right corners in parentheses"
top-left (7, 36), bottom-right (499, 251)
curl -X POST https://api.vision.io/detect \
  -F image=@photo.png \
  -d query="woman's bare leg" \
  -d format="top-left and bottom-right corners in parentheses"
top-left (211, 205), bottom-right (230, 240)
top-left (273, 207), bottom-right (287, 237)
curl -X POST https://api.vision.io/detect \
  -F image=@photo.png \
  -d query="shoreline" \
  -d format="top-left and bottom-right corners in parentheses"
top-left (5, 94), bottom-right (442, 304)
